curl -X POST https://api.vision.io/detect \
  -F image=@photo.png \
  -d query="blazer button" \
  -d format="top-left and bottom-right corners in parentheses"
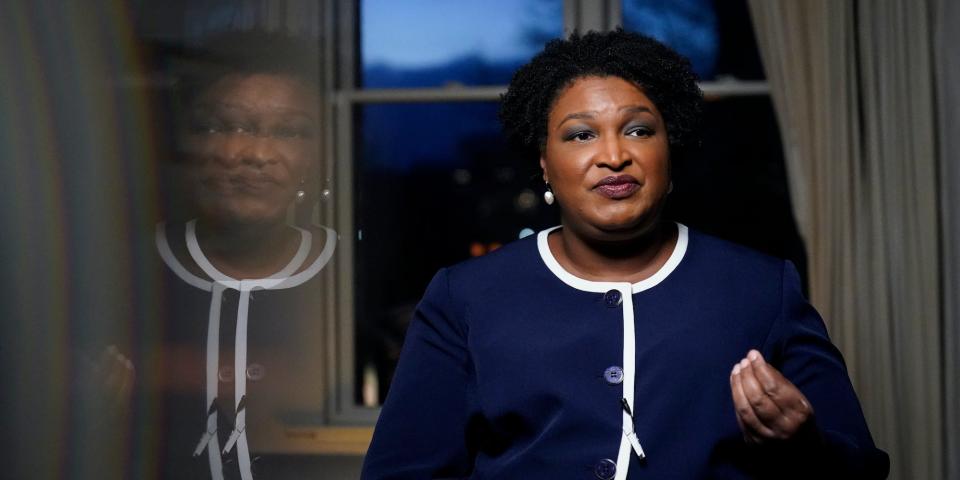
top-left (603, 366), bottom-right (624, 385)
top-left (603, 289), bottom-right (622, 307)
top-left (594, 458), bottom-right (617, 480)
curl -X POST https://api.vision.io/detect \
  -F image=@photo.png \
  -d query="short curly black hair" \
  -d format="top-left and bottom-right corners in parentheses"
top-left (173, 29), bottom-right (321, 108)
top-left (499, 29), bottom-right (702, 164)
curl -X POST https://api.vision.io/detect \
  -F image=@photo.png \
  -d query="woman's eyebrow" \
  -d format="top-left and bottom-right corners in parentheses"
top-left (556, 105), bottom-right (655, 129)
top-left (556, 111), bottom-right (597, 129)
top-left (620, 105), bottom-right (654, 115)
top-left (198, 101), bottom-right (317, 120)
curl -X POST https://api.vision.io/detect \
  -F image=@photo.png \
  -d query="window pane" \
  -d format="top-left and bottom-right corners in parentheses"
top-left (353, 102), bottom-right (558, 405)
top-left (360, 0), bottom-right (563, 88)
top-left (622, 0), bottom-right (765, 80)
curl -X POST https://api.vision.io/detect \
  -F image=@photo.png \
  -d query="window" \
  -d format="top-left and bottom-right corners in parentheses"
top-left (122, 0), bottom-right (799, 448)
top-left (338, 0), bottom-right (803, 427)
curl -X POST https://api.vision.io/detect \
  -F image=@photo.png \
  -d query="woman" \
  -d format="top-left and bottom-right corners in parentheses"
top-left (153, 30), bottom-right (335, 480)
top-left (362, 30), bottom-right (887, 479)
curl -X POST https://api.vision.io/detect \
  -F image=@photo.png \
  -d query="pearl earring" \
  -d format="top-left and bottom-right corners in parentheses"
top-left (319, 177), bottom-right (332, 202)
top-left (296, 178), bottom-right (306, 204)
top-left (668, 181), bottom-right (674, 194)
top-left (543, 184), bottom-right (555, 205)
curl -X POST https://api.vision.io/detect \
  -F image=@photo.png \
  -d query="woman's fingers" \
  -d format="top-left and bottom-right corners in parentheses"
top-left (739, 358), bottom-right (805, 438)
top-left (737, 358), bottom-right (784, 421)
top-left (747, 351), bottom-right (784, 398)
top-left (750, 352), bottom-right (812, 424)
top-left (98, 345), bottom-right (136, 406)
top-left (730, 350), bottom-right (813, 442)
top-left (730, 361), bottom-right (777, 441)
top-left (101, 346), bottom-right (122, 389)
top-left (114, 354), bottom-right (135, 404)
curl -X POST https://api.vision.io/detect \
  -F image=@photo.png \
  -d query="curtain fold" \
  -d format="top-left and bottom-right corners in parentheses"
top-left (747, 1), bottom-right (944, 478)
top-left (936, 0), bottom-right (960, 477)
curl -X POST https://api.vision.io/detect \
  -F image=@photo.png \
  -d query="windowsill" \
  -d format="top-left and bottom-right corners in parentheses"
top-left (256, 426), bottom-right (374, 456)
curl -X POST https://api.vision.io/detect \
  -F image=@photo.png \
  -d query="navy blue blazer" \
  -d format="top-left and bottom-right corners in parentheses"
top-left (362, 225), bottom-right (888, 479)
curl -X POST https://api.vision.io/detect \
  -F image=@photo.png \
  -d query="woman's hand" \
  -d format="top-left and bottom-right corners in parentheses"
top-left (94, 345), bottom-right (135, 407)
top-left (730, 349), bottom-right (813, 444)
top-left (80, 345), bottom-right (135, 415)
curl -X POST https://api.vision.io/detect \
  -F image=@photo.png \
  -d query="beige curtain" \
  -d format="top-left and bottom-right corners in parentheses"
top-left (747, 1), bottom-right (943, 479)
top-left (936, 0), bottom-right (960, 477)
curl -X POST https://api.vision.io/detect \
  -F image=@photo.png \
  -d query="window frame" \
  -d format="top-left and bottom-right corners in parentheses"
top-left (320, 0), bottom-right (771, 431)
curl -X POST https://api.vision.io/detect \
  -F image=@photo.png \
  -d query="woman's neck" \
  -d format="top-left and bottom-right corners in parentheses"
top-left (194, 218), bottom-right (302, 280)
top-left (550, 221), bottom-right (677, 284)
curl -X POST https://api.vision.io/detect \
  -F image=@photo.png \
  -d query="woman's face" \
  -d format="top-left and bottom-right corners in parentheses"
top-left (181, 73), bottom-right (320, 228)
top-left (541, 75), bottom-right (670, 240)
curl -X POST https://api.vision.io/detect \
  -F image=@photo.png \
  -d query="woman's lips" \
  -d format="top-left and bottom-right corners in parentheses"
top-left (594, 175), bottom-right (640, 199)
top-left (229, 174), bottom-right (277, 188)
top-left (199, 172), bottom-right (281, 193)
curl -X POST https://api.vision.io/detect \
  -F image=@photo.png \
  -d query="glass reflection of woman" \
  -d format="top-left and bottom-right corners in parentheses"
top-left (362, 30), bottom-right (888, 479)
top-left (154, 30), bottom-right (334, 480)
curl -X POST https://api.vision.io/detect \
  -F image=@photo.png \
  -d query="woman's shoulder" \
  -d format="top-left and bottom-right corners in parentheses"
top-left (685, 226), bottom-right (788, 271)
top-left (681, 226), bottom-right (795, 294)
top-left (677, 227), bottom-right (807, 332)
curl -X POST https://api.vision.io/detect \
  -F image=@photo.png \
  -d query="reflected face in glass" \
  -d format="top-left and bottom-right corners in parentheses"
top-left (541, 76), bottom-right (670, 238)
top-left (181, 73), bottom-right (320, 227)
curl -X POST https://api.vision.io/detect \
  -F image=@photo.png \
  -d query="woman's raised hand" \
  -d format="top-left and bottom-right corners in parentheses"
top-left (729, 350), bottom-right (813, 443)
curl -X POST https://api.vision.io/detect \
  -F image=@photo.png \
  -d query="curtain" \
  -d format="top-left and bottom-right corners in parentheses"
top-left (936, 0), bottom-right (960, 477)
top-left (746, 1), bottom-right (944, 479)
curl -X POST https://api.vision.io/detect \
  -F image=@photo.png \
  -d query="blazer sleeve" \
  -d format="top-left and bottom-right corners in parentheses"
top-left (361, 268), bottom-right (477, 480)
top-left (760, 260), bottom-right (890, 479)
